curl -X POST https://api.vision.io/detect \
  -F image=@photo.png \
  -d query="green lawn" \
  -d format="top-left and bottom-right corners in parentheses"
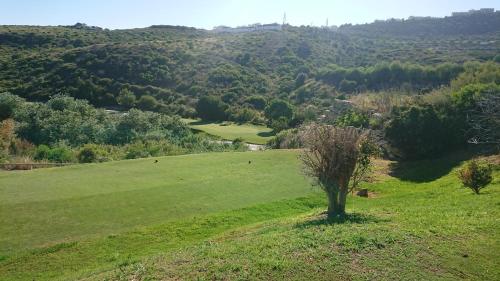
top-left (103, 156), bottom-right (500, 281)
top-left (182, 118), bottom-right (274, 144)
top-left (0, 151), bottom-right (498, 280)
top-left (0, 150), bottom-right (312, 256)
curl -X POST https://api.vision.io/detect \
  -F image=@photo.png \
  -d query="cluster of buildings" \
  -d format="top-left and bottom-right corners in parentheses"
top-left (213, 23), bottom-right (282, 33)
top-left (452, 8), bottom-right (495, 17)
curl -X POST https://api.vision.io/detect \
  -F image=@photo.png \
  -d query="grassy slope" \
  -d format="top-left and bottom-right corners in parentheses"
top-left (101, 156), bottom-right (500, 281)
top-left (0, 150), bottom-right (313, 256)
top-left (0, 151), bottom-right (498, 280)
top-left (182, 119), bottom-right (274, 144)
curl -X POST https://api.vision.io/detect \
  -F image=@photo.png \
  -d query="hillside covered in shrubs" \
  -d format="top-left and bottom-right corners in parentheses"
top-left (0, 12), bottom-right (499, 119)
top-left (0, 93), bottom-right (244, 164)
top-left (0, 11), bottom-right (499, 163)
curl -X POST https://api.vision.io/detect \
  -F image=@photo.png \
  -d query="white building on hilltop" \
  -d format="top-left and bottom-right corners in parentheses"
top-left (452, 8), bottom-right (495, 17)
top-left (213, 23), bottom-right (282, 33)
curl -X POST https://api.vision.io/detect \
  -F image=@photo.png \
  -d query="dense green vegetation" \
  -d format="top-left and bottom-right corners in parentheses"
top-left (0, 150), bottom-right (498, 280)
top-left (0, 10), bottom-right (499, 280)
top-left (339, 12), bottom-right (500, 37)
top-left (0, 12), bottom-right (498, 118)
top-left (0, 13), bottom-right (498, 161)
top-left (0, 93), bottom-right (244, 164)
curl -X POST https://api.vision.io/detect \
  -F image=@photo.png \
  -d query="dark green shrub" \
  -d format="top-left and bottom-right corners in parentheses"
top-left (452, 83), bottom-right (500, 110)
top-left (77, 144), bottom-right (108, 163)
top-left (196, 96), bottom-right (228, 121)
top-left (265, 99), bottom-right (294, 121)
top-left (245, 96), bottom-right (267, 110)
top-left (34, 145), bottom-right (51, 160)
top-left (117, 88), bottom-right (136, 108)
top-left (227, 107), bottom-right (259, 123)
top-left (335, 110), bottom-right (369, 128)
top-left (137, 95), bottom-right (158, 111)
top-left (0, 92), bottom-right (24, 121)
top-left (385, 105), bottom-right (464, 159)
top-left (124, 142), bottom-right (150, 159)
top-left (457, 159), bottom-right (493, 194)
top-left (339, 79), bottom-right (357, 93)
top-left (47, 146), bottom-right (74, 163)
top-left (269, 117), bottom-right (290, 133)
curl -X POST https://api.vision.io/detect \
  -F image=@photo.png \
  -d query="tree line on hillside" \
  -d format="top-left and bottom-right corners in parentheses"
top-left (272, 62), bottom-right (500, 160)
top-left (316, 62), bottom-right (464, 93)
top-left (339, 11), bottom-right (500, 37)
top-left (1, 12), bottom-right (498, 120)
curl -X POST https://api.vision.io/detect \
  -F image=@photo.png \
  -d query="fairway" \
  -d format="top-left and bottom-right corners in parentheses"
top-left (0, 152), bottom-right (498, 280)
top-left (182, 119), bottom-right (274, 144)
top-left (0, 150), bottom-right (314, 256)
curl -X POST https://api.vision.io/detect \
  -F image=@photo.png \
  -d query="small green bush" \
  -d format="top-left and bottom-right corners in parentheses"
top-left (457, 159), bottom-right (493, 194)
top-left (77, 144), bottom-right (108, 163)
top-left (34, 145), bottom-right (51, 160)
top-left (335, 110), bottom-right (369, 128)
top-left (47, 147), bottom-right (74, 163)
top-left (267, 128), bottom-right (302, 149)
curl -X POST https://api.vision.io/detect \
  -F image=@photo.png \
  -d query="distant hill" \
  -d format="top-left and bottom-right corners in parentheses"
top-left (0, 11), bottom-right (499, 115)
top-left (339, 10), bottom-right (500, 37)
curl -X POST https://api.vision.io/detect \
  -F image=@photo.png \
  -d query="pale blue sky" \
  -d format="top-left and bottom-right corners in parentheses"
top-left (0, 0), bottom-right (498, 30)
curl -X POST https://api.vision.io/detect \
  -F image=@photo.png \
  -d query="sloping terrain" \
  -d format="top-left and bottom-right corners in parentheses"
top-left (0, 151), bottom-right (498, 280)
top-left (1, 12), bottom-right (499, 114)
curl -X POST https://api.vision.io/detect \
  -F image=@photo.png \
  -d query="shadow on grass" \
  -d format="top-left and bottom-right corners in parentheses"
top-left (189, 119), bottom-right (219, 126)
top-left (257, 131), bottom-right (276, 137)
top-left (388, 151), bottom-right (476, 183)
top-left (295, 212), bottom-right (384, 229)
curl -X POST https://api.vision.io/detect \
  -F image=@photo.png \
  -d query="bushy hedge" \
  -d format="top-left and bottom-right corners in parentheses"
top-left (0, 92), bottom-right (246, 163)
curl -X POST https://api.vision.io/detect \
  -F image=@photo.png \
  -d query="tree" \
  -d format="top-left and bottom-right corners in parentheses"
top-left (457, 159), bottom-right (493, 194)
top-left (195, 96), bottom-right (228, 121)
top-left (137, 95), bottom-right (158, 111)
top-left (385, 106), bottom-right (458, 159)
top-left (300, 124), bottom-right (377, 218)
top-left (0, 92), bottom-right (24, 121)
top-left (339, 79), bottom-right (357, 93)
top-left (452, 83), bottom-right (500, 145)
top-left (264, 99), bottom-right (294, 122)
top-left (245, 95), bottom-right (267, 110)
top-left (269, 116), bottom-right (290, 133)
top-left (117, 89), bottom-right (136, 108)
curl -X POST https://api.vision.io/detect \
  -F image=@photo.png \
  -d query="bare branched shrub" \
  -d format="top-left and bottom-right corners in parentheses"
top-left (300, 124), bottom-right (377, 218)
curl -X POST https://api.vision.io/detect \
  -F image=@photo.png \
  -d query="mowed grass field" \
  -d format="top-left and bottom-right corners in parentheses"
top-left (182, 118), bottom-right (274, 144)
top-left (99, 155), bottom-right (500, 281)
top-left (0, 150), bottom-right (313, 254)
top-left (0, 151), bottom-right (499, 280)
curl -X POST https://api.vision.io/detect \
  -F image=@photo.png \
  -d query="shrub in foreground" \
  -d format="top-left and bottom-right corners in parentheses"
top-left (300, 124), bottom-right (377, 218)
top-left (457, 159), bottom-right (493, 194)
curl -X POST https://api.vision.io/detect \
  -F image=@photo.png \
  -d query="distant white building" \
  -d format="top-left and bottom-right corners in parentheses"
top-left (213, 23), bottom-right (282, 33)
top-left (452, 8), bottom-right (495, 17)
